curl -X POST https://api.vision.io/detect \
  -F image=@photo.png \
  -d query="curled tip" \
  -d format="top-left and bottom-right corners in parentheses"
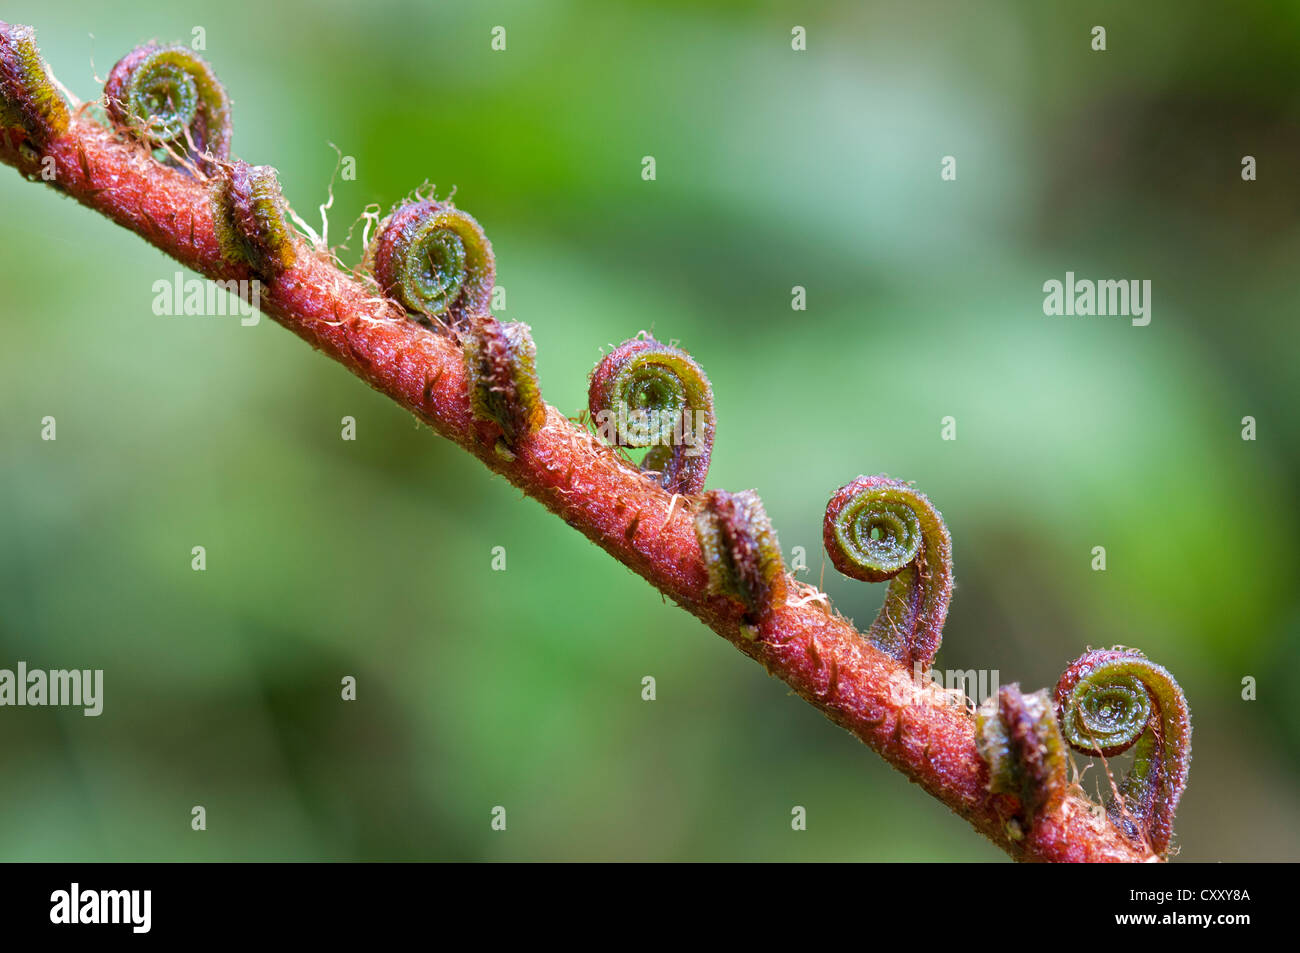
top-left (369, 198), bottom-right (494, 327)
top-left (588, 336), bottom-right (715, 494)
top-left (694, 489), bottom-right (784, 623)
top-left (976, 684), bottom-right (1068, 834)
top-left (464, 315), bottom-right (544, 452)
top-left (213, 161), bottom-right (298, 276)
top-left (1054, 648), bottom-right (1191, 856)
top-left (0, 22), bottom-right (70, 142)
top-left (104, 43), bottom-right (230, 172)
top-left (823, 475), bottom-right (952, 670)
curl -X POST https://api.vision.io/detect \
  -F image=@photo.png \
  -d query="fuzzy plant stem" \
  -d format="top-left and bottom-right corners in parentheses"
top-left (1, 24), bottom-right (1178, 862)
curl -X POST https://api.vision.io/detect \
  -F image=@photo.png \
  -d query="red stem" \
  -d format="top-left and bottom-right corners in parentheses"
top-left (2, 103), bottom-right (1155, 862)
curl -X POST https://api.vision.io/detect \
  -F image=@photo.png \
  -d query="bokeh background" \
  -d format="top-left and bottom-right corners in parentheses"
top-left (2, 0), bottom-right (1297, 861)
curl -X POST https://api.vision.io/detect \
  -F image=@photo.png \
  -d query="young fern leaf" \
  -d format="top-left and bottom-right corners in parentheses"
top-left (104, 44), bottom-right (231, 172)
top-left (212, 160), bottom-right (299, 276)
top-left (1054, 648), bottom-right (1191, 856)
top-left (588, 336), bottom-right (715, 494)
top-left (463, 314), bottom-right (544, 454)
top-left (694, 489), bottom-right (784, 624)
top-left (0, 22), bottom-right (68, 142)
top-left (368, 198), bottom-right (494, 328)
top-left (822, 475), bottom-right (952, 671)
top-left (975, 684), bottom-right (1069, 840)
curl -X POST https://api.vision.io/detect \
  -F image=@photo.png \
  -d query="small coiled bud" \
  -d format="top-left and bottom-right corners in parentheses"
top-left (976, 684), bottom-right (1068, 836)
top-left (823, 476), bottom-right (952, 670)
top-left (694, 489), bottom-right (785, 624)
top-left (0, 22), bottom-right (69, 143)
top-left (464, 315), bottom-right (544, 452)
top-left (588, 336), bottom-right (715, 494)
top-left (369, 198), bottom-right (494, 327)
top-left (104, 44), bottom-right (231, 172)
top-left (213, 161), bottom-right (298, 276)
top-left (1054, 648), bottom-right (1191, 856)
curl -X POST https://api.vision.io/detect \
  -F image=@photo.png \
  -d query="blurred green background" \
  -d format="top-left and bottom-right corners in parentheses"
top-left (2, 0), bottom-right (1297, 861)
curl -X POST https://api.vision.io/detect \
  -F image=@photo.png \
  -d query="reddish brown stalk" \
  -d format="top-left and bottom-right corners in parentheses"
top-left (1, 34), bottom-right (1159, 862)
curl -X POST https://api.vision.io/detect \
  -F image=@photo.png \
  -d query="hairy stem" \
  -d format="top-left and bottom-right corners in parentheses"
top-left (1, 24), bottom-right (1171, 862)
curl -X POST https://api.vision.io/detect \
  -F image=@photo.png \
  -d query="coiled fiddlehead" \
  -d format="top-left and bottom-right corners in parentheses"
top-left (104, 44), bottom-right (231, 172)
top-left (976, 684), bottom-right (1068, 838)
top-left (213, 161), bottom-right (298, 276)
top-left (822, 475), bottom-right (952, 670)
top-left (464, 314), bottom-right (544, 453)
top-left (694, 489), bottom-right (784, 624)
top-left (1054, 648), bottom-right (1191, 856)
top-left (588, 336), bottom-right (715, 494)
top-left (369, 198), bottom-right (494, 327)
top-left (0, 22), bottom-right (69, 143)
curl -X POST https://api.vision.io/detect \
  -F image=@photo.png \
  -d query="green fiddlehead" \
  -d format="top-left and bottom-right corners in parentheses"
top-left (976, 684), bottom-right (1068, 838)
top-left (213, 161), bottom-right (298, 276)
top-left (694, 489), bottom-right (785, 624)
top-left (368, 198), bottom-right (494, 327)
top-left (588, 336), bottom-right (715, 494)
top-left (104, 44), bottom-right (231, 172)
top-left (463, 314), bottom-right (544, 454)
top-left (1054, 648), bottom-right (1191, 856)
top-left (0, 22), bottom-right (68, 143)
top-left (822, 475), bottom-right (952, 671)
